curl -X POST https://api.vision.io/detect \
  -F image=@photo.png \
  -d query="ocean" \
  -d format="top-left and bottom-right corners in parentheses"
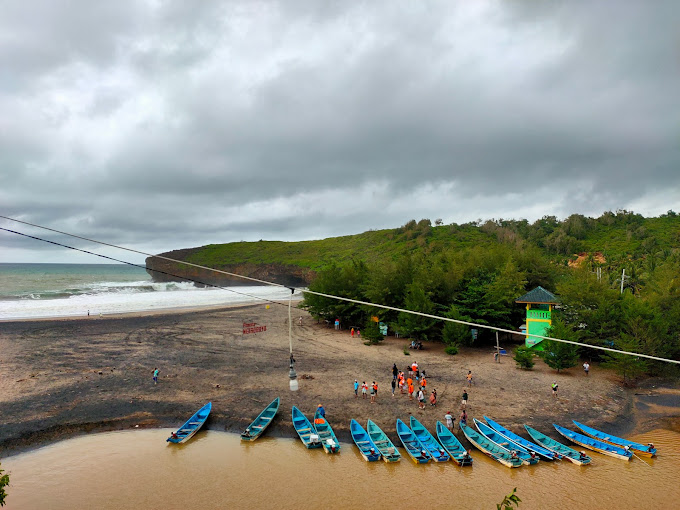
top-left (0, 263), bottom-right (296, 320)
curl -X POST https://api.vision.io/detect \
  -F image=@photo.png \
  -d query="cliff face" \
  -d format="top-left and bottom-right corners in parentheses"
top-left (145, 249), bottom-right (315, 288)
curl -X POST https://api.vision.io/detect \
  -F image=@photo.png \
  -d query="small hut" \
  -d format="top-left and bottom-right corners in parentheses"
top-left (515, 286), bottom-right (559, 349)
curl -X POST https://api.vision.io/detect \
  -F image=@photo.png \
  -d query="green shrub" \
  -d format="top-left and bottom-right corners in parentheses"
top-left (513, 346), bottom-right (535, 369)
top-left (403, 345), bottom-right (410, 356)
top-left (445, 345), bottom-right (459, 355)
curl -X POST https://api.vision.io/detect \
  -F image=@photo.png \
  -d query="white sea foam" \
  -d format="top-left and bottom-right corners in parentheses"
top-left (0, 285), bottom-right (298, 320)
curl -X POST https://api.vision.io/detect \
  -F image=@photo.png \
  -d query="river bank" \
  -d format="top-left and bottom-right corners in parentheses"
top-left (1, 302), bottom-right (678, 456)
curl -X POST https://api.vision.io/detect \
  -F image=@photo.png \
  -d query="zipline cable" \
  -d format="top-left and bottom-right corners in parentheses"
top-left (1, 215), bottom-right (678, 365)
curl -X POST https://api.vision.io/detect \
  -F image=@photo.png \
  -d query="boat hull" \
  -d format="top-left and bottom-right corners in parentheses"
top-left (366, 420), bottom-right (401, 463)
top-left (460, 423), bottom-right (523, 468)
top-left (483, 416), bottom-right (557, 461)
top-left (314, 409), bottom-right (341, 454)
top-left (554, 424), bottom-right (632, 461)
top-left (524, 425), bottom-right (591, 465)
top-left (292, 406), bottom-right (322, 449)
top-left (241, 397), bottom-right (280, 441)
top-left (167, 402), bottom-right (212, 444)
top-left (572, 420), bottom-right (657, 457)
top-left (436, 422), bottom-right (472, 466)
top-left (350, 420), bottom-right (381, 461)
top-left (475, 419), bottom-right (538, 465)
top-left (410, 417), bottom-right (450, 462)
top-left (396, 419), bottom-right (431, 464)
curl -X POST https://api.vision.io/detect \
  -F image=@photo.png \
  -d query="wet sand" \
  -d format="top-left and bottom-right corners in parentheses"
top-left (1, 302), bottom-right (678, 455)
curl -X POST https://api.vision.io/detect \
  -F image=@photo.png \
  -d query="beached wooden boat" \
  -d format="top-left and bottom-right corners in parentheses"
top-left (313, 408), bottom-right (341, 454)
top-left (292, 406), bottom-right (321, 449)
top-left (572, 420), bottom-right (657, 457)
top-left (460, 422), bottom-right (523, 468)
top-left (396, 419), bottom-right (431, 464)
top-left (435, 421), bottom-right (473, 466)
top-left (241, 397), bottom-right (280, 441)
top-left (484, 416), bottom-right (558, 461)
top-left (475, 419), bottom-right (539, 465)
top-left (366, 420), bottom-right (401, 463)
top-left (524, 425), bottom-right (591, 465)
top-left (167, 402), bottom-right (211, 444)
top-left (350, 420), bottom-right (381, 461)
top-left (409, 417), bottom-right (450, 462)
top-left (554, 424), bottom-right (632, 461)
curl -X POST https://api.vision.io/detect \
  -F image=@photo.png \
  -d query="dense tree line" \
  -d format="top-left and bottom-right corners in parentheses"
top-left (302, 211), bottom-right (680, 380)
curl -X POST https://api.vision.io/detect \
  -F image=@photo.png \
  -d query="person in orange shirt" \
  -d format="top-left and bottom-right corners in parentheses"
top-left (406, 376), bottom-right (413, 389)
top-left (408, 382), bottom-right (414, 400)
top-left (420, 375), bottom-right (427, 390)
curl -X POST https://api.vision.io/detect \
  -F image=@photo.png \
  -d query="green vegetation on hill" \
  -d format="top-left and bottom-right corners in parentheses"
top-left (156, 210), bottom-right (680, 379)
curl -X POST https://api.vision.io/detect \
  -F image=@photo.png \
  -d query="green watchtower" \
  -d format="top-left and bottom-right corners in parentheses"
top-left (515, 286), bottom-right (559, 349)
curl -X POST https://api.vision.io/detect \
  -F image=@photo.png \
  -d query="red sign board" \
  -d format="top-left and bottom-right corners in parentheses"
top-left (243, 322), bottom-right (267, 334)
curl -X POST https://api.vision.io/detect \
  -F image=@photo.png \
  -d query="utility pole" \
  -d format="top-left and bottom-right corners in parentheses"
top-left (496, 331), bottom-right (501, 363)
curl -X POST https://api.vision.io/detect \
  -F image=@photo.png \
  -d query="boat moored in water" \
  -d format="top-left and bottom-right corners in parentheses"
top-left (396, 419), bottom-right (431, 464)
top-left (366, 420), bottom-right (401, 463)
top-left (484, 416), bottom-right (558, 461)
top-left (350, 420), bottom-right (381, 461)
top-left (435, 421), bottom-right (473, 466)
top-left (292, 406), bottom-right (322, 449)
top-left (313, 408), bottom-right (341, 454)
top-left (554, 424), bottom-right (632, 461)
top-left (167, 402), bottom-right (212, 444)
top-left (475, 419), bottom-right (539, 465)
top-left (524, 425), bottom-right (591, 465)
top-left (572, 420), bottom-right (657, 457)
top-left (460, 422), bottom-right (523, 468)
top-left (241, 397), bottom-right (280, 441)
top-left (410, 417), bottom-right (450, 462)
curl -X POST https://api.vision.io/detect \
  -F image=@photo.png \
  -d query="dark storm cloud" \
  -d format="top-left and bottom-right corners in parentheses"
top-left (1, 0), bottom-right (679, 262)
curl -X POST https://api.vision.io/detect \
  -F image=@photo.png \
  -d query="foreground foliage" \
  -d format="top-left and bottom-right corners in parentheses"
top-left (0, 462), bottom-right (9, 507)
top-left (497, 487), bottom-right (521, 510)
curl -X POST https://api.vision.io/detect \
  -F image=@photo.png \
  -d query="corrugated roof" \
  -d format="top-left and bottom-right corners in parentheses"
top-left (515, 286), bottom-right (559, 304)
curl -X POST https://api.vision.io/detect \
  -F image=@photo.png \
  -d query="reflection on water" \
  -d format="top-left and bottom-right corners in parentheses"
top-left (3, 428), bottom-right (680, 509)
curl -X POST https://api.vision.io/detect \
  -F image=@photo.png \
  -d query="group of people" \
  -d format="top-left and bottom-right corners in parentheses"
top-left (391, 362), bottom-right (439, 409)
top-left (354, 380), bottom-right (379, 403)
top-left (444, 408), bottom-right (468, 431)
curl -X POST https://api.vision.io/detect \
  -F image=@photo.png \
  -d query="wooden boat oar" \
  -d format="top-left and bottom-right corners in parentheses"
top-left (631, 450), bottom-right (652, 467)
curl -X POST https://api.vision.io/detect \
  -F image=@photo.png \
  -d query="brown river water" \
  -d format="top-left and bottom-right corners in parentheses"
top-left (2, 428), bottom-right (679, 509)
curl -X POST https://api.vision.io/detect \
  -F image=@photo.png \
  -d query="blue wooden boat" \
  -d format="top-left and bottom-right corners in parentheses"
top-left (350, 420), bottom-right (380, 461)
top-left (524, 425), bottom-right (591, 465)
top-left (460, 422), bottom-right (523, 468)
top-left (409, 417), bottom-right (450, 462)
top-left (572, 420), bottom-right (657, 457)
top-left (554, 424), bottom-right (632, 461)
top-left (396, 419), bottom-right (431, 464)
top-left (241, 397), bottom-right (280, 441)
top-left (313, 408), bottom-right (341, 454)
top-left (167, 402), bottom-right (211, 444)
top-left (484, 416), bottom-right (558, 461)
top-left (475, 419), bottom-right (539, 465)
top-left (292, 406), bottom-right (321, 449)
top-left (435, 421), bottom-right (473, 466)
top-left (366, 420), bottom-right (401, 463)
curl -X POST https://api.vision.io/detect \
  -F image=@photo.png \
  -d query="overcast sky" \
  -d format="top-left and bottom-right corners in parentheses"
top-left (1, 0), bottom-right (678, 264)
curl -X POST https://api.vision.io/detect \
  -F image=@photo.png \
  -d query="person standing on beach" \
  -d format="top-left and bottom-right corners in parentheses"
top-left (445, 411), bottom-right (454, 430)
top-left (417, 388), bottom-right (425, 409)
top-left (361, 381), bottom-right (368, 399)
top-left (462, 389), bottom-right (468, 409)
top-left (420, 374), bottom-right (427, 391)
top-left (551, 381), bottom-right (558, 397)
top-left (354, 380), bottom-right (359, 398)
top-left (392, 363), bottom-right (398, 380)
top-left (466, 370), bottom-right (473, 387)
top-left (317, 404), bottom-right (325, 418)
top-left (370, 382), bottom-right (376, 403)
top-left (335, 318), bottom-right (340, 330)
top-left (391, 377), bottom-right (396, 396)
top-left (408, 381), bottom-right (414, 400)
top-left (583, 362), bottom-right (590, 376)
top-left (459, 409), bottom-right (467, 429)
top-left (429, 389), bottom-right (437, 406)
top-left (153, 367), bottom-right (159, 385)
top-left (351, 327), bottom-right (355, 338)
